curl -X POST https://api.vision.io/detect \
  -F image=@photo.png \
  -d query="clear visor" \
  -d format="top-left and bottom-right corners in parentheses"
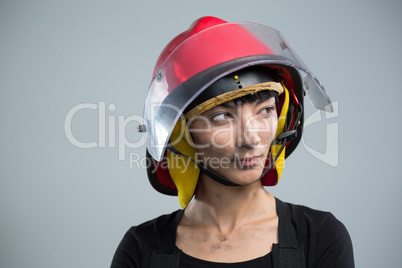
top-left (144, 22), bottom-right (333, 161)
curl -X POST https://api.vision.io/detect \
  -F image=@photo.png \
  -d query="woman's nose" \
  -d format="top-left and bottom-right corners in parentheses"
top-left (237, 117), bottom-right (261, 148)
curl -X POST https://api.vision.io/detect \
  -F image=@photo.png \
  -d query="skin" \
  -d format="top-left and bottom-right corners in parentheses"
top-left (176, 96), bottom-right (280, 262)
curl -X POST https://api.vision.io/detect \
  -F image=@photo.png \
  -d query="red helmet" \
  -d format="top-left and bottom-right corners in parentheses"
top-left (142, 17), bottom-right (333, 207)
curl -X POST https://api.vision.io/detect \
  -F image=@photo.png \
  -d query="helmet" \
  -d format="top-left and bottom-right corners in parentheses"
top-left (142, 16), bottom-right (333, 208)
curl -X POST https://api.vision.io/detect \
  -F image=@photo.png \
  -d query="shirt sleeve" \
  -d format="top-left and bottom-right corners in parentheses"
top-left (110, 227), bottom-right (142, 268)
top-left (313, 213), bottom-right (355, 268)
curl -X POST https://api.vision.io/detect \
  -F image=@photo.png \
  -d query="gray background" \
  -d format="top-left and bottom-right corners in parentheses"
top-left (1, 0), bottom-right (401, 267)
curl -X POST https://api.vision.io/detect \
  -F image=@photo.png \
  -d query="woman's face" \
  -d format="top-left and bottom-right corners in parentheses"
top-left (188, 96), bottom-right (278, 185)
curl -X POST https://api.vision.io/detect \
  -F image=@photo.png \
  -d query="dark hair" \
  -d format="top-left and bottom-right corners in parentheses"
top-left (232, 90), bottom-right (279, 111)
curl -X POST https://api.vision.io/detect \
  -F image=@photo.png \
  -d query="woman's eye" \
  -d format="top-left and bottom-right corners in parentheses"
top-left (258, 106), bottom-right (275, 115)
top-left (212, 112), bottom-right (233, 122)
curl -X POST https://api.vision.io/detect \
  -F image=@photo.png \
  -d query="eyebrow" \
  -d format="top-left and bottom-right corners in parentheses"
top-left (256, 97), bottom-right (274, 105)
top-left (216, 101), bottom-right (237, 109)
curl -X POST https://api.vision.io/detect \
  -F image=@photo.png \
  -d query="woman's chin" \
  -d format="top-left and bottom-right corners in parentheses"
top-left (219, 168), bottom-right (264, 186)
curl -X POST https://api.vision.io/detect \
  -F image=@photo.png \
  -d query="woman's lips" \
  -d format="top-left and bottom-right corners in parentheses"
top-left (236, 155), bottom-right (262, 167)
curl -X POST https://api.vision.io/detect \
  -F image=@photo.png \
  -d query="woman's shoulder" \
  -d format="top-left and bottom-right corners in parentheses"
top-left (283, 200), bottom-right (355, 267)
top-left (111, 210), bottom-right (183, 268)
top-left (134, 209), bottom-right (183, 236)
top-left (126, 209), bottom-right (184, 251)
top-left (286, 201), bottom-right (337, 225)
top-left (284, 200), bottom-right (348, 237)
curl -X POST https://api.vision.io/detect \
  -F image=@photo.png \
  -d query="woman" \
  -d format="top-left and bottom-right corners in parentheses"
top-left (111, 16), bottom-right (354, 267)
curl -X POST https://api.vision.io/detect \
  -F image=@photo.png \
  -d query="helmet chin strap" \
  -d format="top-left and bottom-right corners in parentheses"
top-left (166, 129), bottom-right (297, 187)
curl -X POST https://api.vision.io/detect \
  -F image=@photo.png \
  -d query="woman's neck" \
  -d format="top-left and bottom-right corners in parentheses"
top-left (183, 174), bottom-right (276, 233)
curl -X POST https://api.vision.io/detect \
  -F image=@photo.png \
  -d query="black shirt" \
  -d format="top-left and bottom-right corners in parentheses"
top-left (111, 199), bottom-right (354, 267)
top-left (180, 249), bottom-right (272, 267)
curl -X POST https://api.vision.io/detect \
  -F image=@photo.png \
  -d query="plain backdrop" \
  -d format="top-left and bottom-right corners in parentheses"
top-left (1, 0), bottom-right (401, 267)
